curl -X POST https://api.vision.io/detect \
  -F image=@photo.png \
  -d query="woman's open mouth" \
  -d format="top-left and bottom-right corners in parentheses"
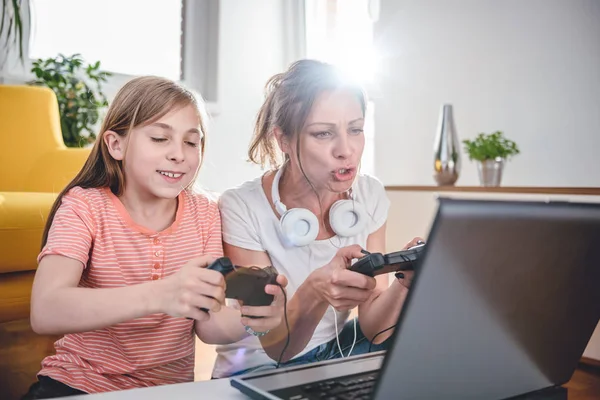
top-left (333, 167), bottom-right (356, 182)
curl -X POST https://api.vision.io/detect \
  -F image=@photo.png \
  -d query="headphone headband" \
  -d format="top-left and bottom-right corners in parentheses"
top-left (271, 167), bottom-right (287, 216)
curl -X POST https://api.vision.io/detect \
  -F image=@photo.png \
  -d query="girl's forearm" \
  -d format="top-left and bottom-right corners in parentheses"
top-left (31, 281), bottom-right (165, 335)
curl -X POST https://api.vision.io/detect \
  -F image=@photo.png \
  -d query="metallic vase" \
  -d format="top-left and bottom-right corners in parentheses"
top-left (433, 104), bottom-right (461, 185)
top-left (477, 158), bottom-right (504, 187)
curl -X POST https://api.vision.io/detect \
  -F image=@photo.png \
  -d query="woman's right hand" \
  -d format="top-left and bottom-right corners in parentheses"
top-left (309, 245), bottom-right (377, 312)
top-left (159, 255), bottom-right (226, 321)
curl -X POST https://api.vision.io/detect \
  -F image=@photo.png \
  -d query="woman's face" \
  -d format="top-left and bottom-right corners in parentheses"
top-left (286, 88), bottom-right (365, 193)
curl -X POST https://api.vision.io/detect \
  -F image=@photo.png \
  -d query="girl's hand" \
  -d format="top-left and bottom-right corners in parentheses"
top-left (159, 255), bottom-right (226, 321)
top-left (239, 274), bottom-right (289, 333)
top-left (309, 245), bottom-right (377, 312)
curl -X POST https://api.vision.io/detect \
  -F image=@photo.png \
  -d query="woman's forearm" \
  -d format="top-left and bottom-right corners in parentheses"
top-left (358, 279), bottom-right (409, 343)
top-left (259, 279), bottom-right (329, 363)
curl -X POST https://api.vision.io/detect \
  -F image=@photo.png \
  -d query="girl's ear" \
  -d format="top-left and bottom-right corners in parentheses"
top-left (103, 130), bottom-right (126, 161)
top-left (274, 127), bottom-right (290, 154)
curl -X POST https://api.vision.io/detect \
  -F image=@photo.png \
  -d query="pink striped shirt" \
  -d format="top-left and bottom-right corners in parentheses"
top-left (37, 186), bottom-right (223, 393)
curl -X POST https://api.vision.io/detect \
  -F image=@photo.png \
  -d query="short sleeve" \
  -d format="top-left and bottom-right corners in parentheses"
top-left (218, 189), bottom-right (264, 252)
top-left (364, 175), bottom-right (391, 234)
top-left (203, 199), bottom-right (225, 258)
top-left (37, 190), bottom-right (96, 267)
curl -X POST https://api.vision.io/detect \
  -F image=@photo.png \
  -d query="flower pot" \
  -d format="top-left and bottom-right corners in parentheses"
top-left (477, 157), bottom-right (504, 187)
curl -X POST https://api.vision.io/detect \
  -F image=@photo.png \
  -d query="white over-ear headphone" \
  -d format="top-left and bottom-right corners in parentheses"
top-left (271, 167), bottom-right (368, 247)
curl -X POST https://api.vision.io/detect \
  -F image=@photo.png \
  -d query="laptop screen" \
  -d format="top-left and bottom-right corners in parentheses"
top-left (374, 198), bottom-right (600, 399)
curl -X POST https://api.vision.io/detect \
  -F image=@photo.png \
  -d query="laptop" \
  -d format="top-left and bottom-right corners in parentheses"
top-left (230, 197), bottom-right (600, 400)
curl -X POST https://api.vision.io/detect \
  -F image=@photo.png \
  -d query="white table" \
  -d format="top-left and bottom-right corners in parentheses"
top-left (65, 378), bottom-right (250, 400)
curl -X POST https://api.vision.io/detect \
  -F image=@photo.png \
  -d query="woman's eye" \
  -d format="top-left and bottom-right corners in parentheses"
top-left (313, 131), bottom-right (332, 138)
top-left (185, 141), bottom-right (199, 148)
top-left (350, 128), bottom-right (364, 135)
top-left (151, 137), bottom-right (167, 143)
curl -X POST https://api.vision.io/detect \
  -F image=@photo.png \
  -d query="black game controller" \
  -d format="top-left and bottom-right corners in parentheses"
top-left (349, 244), bottom-right (426, 277)
top-left (206, 257), bottom-right (278, 307)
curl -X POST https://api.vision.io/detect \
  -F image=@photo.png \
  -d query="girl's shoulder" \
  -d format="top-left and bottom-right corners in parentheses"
top-left (61, 186), bottom-right (112, 212)
top-left (181, 188), bottom-right (220, 220)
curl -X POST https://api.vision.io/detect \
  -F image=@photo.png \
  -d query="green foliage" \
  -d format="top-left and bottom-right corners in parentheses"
top-left (462, 131), bottom-right (520, 162)
top-left (29, 53), bottom-right (112, 147)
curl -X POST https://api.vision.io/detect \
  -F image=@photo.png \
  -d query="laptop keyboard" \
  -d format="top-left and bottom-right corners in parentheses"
top-left (271, 371), bottom-right (379, 400)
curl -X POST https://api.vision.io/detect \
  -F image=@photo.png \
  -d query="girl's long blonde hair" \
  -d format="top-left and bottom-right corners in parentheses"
top-left (41, 76), bottom-right (207, 248)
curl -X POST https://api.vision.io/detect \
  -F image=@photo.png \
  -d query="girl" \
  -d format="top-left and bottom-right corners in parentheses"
top-left (22, 76), bottom-right (287, 399)
top-left (212, 60), bottom-right (423, 378)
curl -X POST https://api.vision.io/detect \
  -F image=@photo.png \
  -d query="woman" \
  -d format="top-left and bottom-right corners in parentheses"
top-left (212, 60), bottom-right (422, 378)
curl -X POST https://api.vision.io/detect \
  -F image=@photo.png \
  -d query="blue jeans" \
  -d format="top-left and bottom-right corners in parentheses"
top-left (226, 317), bottom-right (391, 377)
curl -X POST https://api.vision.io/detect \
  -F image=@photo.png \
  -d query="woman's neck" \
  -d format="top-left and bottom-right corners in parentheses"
top-left (118, 187), bottom-right (178, 232)
top-left (278, 165), bottom-right (344, 218)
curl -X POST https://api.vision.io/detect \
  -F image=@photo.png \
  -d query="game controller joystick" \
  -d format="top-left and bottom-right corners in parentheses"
top-left (205, 257), bottom-right (279, 307)
top-left (206, 256), bottom-right (235, 275)
top-left (349, 244), bottom-right (426, 277)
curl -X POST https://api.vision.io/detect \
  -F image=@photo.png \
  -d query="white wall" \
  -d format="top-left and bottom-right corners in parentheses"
top-left (373, 0), bottom-right (600, 187)
top-left (196, 0), bottom-right (287, 194)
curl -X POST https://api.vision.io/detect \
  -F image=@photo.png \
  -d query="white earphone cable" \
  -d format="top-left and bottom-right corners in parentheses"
top-left (331, 306), bottom-right (357, 358)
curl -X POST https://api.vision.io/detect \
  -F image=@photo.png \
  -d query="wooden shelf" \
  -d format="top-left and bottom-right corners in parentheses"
top-left (384, 186), bottom-right (600, 195)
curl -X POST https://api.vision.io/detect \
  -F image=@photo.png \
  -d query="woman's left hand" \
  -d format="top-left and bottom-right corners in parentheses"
top-left (239, 274), bottom-right (289, 334)
top-left (396, 237), bottom-right (426, 289)
top-left (402, 236), bottom-right (426, 250)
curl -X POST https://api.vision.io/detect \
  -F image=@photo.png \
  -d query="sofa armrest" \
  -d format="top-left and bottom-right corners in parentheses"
top-left (0, 271), bottom-right (36, 323)
top-left (22, 148), bottom-right (91, 193)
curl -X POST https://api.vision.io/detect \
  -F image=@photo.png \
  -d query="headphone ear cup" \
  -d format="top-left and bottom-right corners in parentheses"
top-left (280, 208), bottom-right (319, 247)
top-left (329, 199), bottom-right (368, 237)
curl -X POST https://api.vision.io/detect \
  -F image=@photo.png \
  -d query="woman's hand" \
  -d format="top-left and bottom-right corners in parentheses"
top-left (309, 245), bottom-right (377, 312)
top-left (396, 237), bottom-right (426, 289)
top-left (402, 237), bottom-right (426, 250)
top-left (159, 255), bottom-right (226, 321)
top-left (238, 274), bottom-right (289, 333)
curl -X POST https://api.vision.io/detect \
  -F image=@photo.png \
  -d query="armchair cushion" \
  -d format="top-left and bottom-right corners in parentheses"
top-left (0, 192), bottom-right (57, 274)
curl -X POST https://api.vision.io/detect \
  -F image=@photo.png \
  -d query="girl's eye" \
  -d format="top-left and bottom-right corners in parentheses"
top-left (185, 141), bottom-right (199, 148)
top-left (151, 137), bottom-right (167, 143)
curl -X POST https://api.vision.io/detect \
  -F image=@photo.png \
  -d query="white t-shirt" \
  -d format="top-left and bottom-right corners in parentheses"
top-left (211, 173), bottom-right (391, 378)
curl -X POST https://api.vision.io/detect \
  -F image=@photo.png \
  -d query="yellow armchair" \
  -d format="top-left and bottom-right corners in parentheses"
top-left (0, 85), bottom-right (91, 399)
top-left (0, 85), bottom-right (90, 321)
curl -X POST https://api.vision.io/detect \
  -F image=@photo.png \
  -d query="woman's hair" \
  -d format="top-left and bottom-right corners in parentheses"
top-left (41, 76), bottom-right (207, 248)
top-left (248, 59), bottom-right (367, 169)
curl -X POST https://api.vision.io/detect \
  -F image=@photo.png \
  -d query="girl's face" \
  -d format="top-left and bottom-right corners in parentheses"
top-left (113, 104), bottom-right (202, 200)
top-left (285, 88), bottom-right (365, 193)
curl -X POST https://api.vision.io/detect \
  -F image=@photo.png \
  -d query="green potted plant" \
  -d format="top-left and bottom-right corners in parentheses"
top-left (28, 53), bottom-right (111, 147)
top-left (462, 131), bottom-right (520, 187)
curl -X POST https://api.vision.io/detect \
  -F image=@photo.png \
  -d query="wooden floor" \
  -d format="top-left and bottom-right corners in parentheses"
top-left (2, 318), bottom-right (600, 400)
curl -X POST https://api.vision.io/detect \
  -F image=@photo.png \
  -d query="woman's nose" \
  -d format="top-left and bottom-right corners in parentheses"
top-left (333, 135), bottom-right (352, 159)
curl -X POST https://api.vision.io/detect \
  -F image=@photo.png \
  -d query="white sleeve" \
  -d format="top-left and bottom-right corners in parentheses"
top-left (218, 189), bottom-right (264, 252)
top-left (364, 175), bottom-right (391, 234)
